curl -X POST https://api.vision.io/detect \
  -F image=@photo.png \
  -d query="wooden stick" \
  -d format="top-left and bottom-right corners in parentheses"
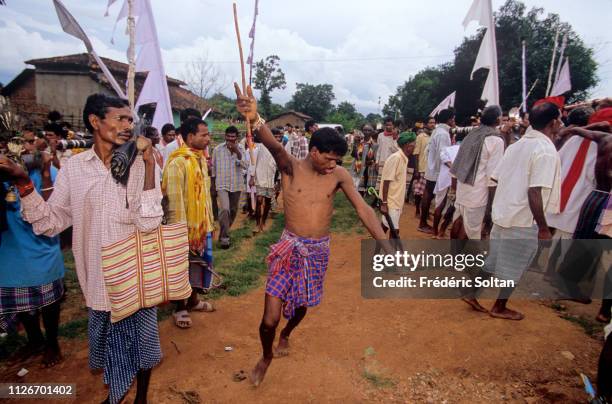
top-left (232, 2), bottom-right (255, 158)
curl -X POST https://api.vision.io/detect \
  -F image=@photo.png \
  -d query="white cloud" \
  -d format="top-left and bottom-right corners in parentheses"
top-left (1, 0), bottom-right (610, 114)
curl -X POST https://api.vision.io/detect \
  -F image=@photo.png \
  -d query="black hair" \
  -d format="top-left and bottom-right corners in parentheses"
top-left (335, 126), bottom-right (344, 135)
top-left (82, 93), bottom-right (129, 133)
top-left (480, 105), bottom-right (502, 126)
top-left (47, 110), bottom-right (62, 122)
top-left (182, 118), bottom-right (205, 137)
top-left (305, 119), bottom-right (316, 132)
top-left (568, 106), bottom-right (594, 127)
top-left (286, 123), bottom-right (293, 128)
top-left (143, 126), bottom-right (159, 139)
top-left (437, 109), bottom-right (455, 124)
top-left (22, 122), bottom-right (35, 133)
top-left (455, 131), bottom-right (468, 143)
top-left (161, 123), bottom-right (175, 136)
top-left (180, 108), bottom-right (202, 123)
top-left (225, 125), bottom-right (239, 135)
top-left (426, 116), bottom-right (436, 122)
top-left (44, 122), bottom-right (66, 138)
top-left (530, 102), bottom-right (560, 131)
top-left (383, 117), bottom-right (394, 125)
top-left (308, 127), bottom-right (348, 156)
top-left (271, 128), bottom-right (282, 136)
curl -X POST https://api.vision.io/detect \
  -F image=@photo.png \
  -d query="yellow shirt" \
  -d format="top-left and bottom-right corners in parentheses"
top-left (413, 132), bottom-right (430, 173)
top-left (380, 150), bottom-right (409, 210)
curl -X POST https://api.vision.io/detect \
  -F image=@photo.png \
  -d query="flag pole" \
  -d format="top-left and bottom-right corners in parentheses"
top-left (545, 27), bottom-right (560, 97)
top-left (127, 0), bottom-right (136, 111)
top-left (521, 39), bottom-right (527, 113)
top-left (518, 78), bottom-right (539, 112)
top-left (233, 3), bottom-right (256, 210)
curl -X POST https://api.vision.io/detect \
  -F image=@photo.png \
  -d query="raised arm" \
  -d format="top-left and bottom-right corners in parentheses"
top-left (234, 83), bottom-right (293, 175)
top-left (337, 167), bottom-right (387, 240)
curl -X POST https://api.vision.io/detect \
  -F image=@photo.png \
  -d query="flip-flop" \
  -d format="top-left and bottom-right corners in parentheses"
top-left (172, 310), bottom-right (192, 328)
top-left (233, 370), bottom-right (247, 382)
top-left (190, 300), bottom-right (215, 312)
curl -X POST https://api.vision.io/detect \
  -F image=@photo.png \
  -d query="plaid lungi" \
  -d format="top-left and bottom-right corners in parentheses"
top-left (265, 230), bottom-right (330, 319)
top-left (413, 175), bottom-right (427, 197)
top-left (0, 278), bottom-right (64, 316)
top-left (485, 224), bottom-right (538, 283)
top-left (89, 307), bottom-right (162, 404)
top-left (0, 278), bottom-right (64, 332)
top-left (256, 186), bottom-right (275, 199)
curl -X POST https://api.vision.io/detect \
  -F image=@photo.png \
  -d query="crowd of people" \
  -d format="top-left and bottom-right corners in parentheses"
top-left (0, 88), bottom-right (611, 401)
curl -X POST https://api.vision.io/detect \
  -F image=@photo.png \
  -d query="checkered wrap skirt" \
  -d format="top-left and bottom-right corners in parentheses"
top-left (265, 230), bottom-right (330, 319)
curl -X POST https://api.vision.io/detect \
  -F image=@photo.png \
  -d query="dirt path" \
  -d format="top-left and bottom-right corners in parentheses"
top-left (8, 206), bottom-right (605, 403)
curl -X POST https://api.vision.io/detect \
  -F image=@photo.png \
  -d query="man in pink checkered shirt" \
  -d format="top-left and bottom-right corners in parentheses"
top-left (0, 93), bottom-right (163, 404)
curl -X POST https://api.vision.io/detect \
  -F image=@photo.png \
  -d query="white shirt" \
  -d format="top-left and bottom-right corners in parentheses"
top-left (434, 145), bottom-right (460, 195)
top-left (161, 138), bottom-right (180, 167)
top-left (546, 136), bottom-right (598, 233)
top-left (491, 127), bottom-right (561, 228)
top-left (425, 124), bottom-right (451, 182)
top-left (255, 145), bottom-right (277, 189)
top-left (456, 136), bottom-right (505, 208)
top-left (375, 133), bottom-right (399, 165)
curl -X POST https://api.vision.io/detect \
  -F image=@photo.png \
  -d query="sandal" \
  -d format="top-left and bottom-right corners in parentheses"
top-left (172, 310), bottom-right (192, 329)
top-left (190, 300), bottom-right (215, 312)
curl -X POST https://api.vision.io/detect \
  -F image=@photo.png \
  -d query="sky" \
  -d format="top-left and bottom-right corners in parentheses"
top-left (0, 0), bottom-right (610, 115)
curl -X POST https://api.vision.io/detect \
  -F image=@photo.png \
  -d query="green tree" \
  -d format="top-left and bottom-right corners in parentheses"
top-left (287, 83), bottom-right (335, 122)
top-left (208, 93), bottom-right (239, 120)
top-left (326, 101), bottom-right (365, 132)
top-left (253, 55), bottom-right (287, 119)
top-left (384, 0), bottom-right (598, 124)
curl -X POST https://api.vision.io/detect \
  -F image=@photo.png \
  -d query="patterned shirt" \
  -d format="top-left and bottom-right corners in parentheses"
top-left (211, 142), bottom-right (248, 192)
top-left (20, 149), bottom-right (163, 311)
top-left (284, 134), bottom-right (309, 160)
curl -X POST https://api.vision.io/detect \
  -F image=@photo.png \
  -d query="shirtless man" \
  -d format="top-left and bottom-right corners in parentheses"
top-left (234, 84), bottom-right (387, 386)
top-left (556, 116), bottom-right (611, 322)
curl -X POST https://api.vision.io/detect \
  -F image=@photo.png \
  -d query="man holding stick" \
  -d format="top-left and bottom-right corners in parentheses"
top-left (234, 84), bottom-right (387, 386)
top-left (0, 94), bottom-right (163, 404)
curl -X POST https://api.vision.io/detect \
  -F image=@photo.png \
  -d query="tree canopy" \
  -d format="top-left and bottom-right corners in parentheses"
top-left (253, 55), bottom-right (287, 119)
top-left (384, 0), bottom-right (598, 124)
top-left (286, 83), bottom-right (336, 122)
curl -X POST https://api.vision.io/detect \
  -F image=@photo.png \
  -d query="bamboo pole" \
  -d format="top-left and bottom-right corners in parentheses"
top-left (545, 27), bottom-right (560, 97)
top-left (233, 3), bottom-right (256, 210)
top-left (127, 0), bottom-right (136, 111)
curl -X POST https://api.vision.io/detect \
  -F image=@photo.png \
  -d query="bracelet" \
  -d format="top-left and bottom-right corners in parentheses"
top-left (41, 186), bottom-right (54, 192)
top-left (16, 180), bottom-right (35, 197)
top-left (250, 114), bottom-right (266, 132)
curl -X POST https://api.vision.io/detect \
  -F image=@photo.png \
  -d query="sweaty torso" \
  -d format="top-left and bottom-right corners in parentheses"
top-left (594, 138), bottom-right (612, 192)
top-left (281, 160), bottom-right (341, 239)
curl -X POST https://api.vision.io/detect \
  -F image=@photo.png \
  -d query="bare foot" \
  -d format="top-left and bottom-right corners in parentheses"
top-left (461, 298), bottom-right (489, 313)
top-left (41, 344), bottom-right (63, 368)
top-left (249, 357), bottom-right (272, 387)
top-left (274, 336), bottom-right (290, 357)
top-left (489, 307), bottom-right (524, 320)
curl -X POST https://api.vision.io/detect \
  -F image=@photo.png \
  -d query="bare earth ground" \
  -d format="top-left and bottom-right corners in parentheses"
top-left (2, 204), bottom-right (606, 403)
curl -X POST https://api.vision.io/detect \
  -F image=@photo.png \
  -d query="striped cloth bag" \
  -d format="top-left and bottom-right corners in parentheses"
top-left (101, 222), bottom-right (192, 323)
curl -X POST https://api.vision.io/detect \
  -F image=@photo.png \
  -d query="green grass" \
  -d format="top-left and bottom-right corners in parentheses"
top-left (58, 317), bottom-right (88, 340)
top-left (330, 193), bottom-right (363, 234)
top-left (209, 213), bottom-right (285, 298)
top-left (559, 314), bottom-right (601, 337)
top-left (363, 370), bottom-right (397, 389)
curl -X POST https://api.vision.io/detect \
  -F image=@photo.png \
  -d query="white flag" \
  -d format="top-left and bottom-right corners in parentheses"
top-left (550, 58), bottom-right (571, 96)
top-left (430, 91), bottom-right (456, 117)
top-left (53, 0), bottom-right (126, 99)
top-left (463, 0), bottom-right (499, 106)
top-left (112, 0), bottom-right (173, 129)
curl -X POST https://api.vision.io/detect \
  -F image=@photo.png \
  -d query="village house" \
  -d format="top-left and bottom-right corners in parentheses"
top-left (1, 53), bottom-right (209, 130)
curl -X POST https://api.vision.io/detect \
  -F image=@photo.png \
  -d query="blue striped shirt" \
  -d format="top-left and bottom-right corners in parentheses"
top-left (212, 142), bottom-right (248, 192)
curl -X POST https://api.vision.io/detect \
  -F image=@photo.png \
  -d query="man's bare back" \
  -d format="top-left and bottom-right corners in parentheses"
top-left (282, 158), bottom-right (344, 239)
